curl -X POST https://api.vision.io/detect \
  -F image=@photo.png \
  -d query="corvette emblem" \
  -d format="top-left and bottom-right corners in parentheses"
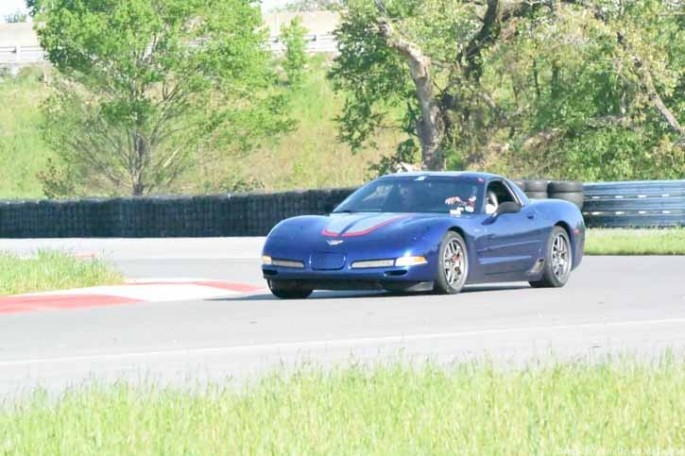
top-left (326, 239), bottom-right (344, 246)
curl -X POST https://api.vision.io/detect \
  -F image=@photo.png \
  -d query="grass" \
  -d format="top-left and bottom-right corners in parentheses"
top-left (0, 67), bottom-right (54, 200)
top-left (247, 60), bottom-right (404, 191)
top-left (1, 359), bottom-right (685, 455)
top-left (186, 55), bottom-right (403, 194)
top-left (0, 251), bottom-right (124, 296)
top-left (0, 58), bottom-right (400, 199)
top-left (585, 228), bottom-right (685, 255)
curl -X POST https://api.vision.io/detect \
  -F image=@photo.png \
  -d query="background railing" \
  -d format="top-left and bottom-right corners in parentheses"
top-left (0, 35), bottom-right (338, 73)
top-left (0, 45), bottom-right (46, 70)
top-left (0, 180), bottom-right (683, 238)
top-left (582, 180), bottom-right (685, 228)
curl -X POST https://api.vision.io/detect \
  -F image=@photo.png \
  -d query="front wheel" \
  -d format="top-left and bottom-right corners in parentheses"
top-left (529, 226), bottom-right (572, 288)
top-left (267, 280), bottom-right (313, 299)
top-left (433, 231), bottom-right (469, 294)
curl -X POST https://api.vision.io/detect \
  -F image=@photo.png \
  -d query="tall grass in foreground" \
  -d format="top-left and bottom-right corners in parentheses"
top-left (2, 360), bottom-right (684, 455)
top-left (0, 251), bottom-right (123, 296)
top-left (585, 228), bottom-right (685, 255)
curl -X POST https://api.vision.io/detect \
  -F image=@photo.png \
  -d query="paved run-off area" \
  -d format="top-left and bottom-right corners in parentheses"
top-left (0, 238), bottom-right (684, 396)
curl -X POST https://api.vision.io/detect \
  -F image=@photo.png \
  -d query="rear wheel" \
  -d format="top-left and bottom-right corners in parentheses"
top-left (267, 280), bottom-right (313, 299)
top-left (434, 231), bottom-right (469, 294)
top-left (529, 226), bottom-right (572, 288)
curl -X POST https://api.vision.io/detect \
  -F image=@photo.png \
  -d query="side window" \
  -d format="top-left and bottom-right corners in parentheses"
top-left (484, 181), bottom-right (517, 214)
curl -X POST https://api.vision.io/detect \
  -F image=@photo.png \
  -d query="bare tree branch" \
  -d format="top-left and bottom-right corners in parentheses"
top-left (376, 17), bottom-right (445, 170)
top-left (616, 31), bottom-right (685, 140)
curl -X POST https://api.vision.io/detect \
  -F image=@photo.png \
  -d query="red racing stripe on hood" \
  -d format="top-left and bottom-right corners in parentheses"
top-left (322, 228), bottom-right (339, 237)
top-left (341, 215), bottom-right (411, 237)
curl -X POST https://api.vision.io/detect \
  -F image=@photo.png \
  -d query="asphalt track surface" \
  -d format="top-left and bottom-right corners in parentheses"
top-left (1, 238), bottom-right (684, 397)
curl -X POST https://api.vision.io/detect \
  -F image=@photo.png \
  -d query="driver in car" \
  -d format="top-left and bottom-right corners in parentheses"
top-left (484, 190), bottom-right (499, 214)
top-left (444, 186), bottom-right (478, 212)
top-left (398, 183), bottom-right (424, 211)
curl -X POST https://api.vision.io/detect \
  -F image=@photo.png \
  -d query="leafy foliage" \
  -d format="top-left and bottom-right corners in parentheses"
top-left (281, 17), bottom-right (309, 88)
top-left (33, 0), bottom-right (293, 196)
top-left (275, 0), bottom-right (342, 12)
top-left (330, 0), bottom-right (685, 180)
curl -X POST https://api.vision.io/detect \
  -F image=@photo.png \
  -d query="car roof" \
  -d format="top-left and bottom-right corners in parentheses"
top-left (379, 171), bottom-right (502, 181)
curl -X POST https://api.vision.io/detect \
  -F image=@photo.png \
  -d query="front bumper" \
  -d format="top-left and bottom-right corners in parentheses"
top-left (262, 261), bottom-right (434, 282)
top-left (262, 231), bottom-right (441, 290)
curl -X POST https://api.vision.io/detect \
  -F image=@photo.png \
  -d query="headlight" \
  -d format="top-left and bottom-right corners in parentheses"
top-left (272, 259), bottom-right (305, 269)
top-left (262, 255), bottom-right (272, 265)
top-left (395, 256), bottom-right (427, 267)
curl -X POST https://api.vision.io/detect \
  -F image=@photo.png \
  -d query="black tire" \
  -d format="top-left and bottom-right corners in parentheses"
top-left (548, 181), bottom-right (583, 193)
top-left (268, 280), bottom-right (313, 299)
top-left (529, 226), bottom-right (573, 288)
top-left (526, 191), bottom-right (548, 200)
top-left (524, 179), bottom-right (549, 193)
top-left (433, 231), bottom-right (469, 294)
top-left (512, 179), bottom-right (527, 192)
top-left (549, 192), bottom-right (584, 209)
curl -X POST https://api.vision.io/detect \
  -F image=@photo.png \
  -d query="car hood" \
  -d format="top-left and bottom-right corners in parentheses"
top-left (322, 213), bottom-right (418, 238)
top-left (268, 212), bottom-right (458, 246)
top-left (264, 211), bottom-right (478, 258)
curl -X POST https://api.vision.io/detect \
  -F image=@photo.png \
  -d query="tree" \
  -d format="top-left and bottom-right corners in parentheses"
top-left (330, 0), bottom-right (685, 179)
top-left (32, 0), bottom-right (293, 196)
top-left (4, 10), bottom-right (28, 23)
top-left (276, 0), bottom-right (342, 12)
top-left (281, 17), bottom-right (309, 88)
top-left (330, 0), bottom-right (528, 170)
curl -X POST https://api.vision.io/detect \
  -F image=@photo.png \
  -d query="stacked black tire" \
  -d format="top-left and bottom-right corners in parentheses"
top-left (513, 179), bottom-right (584, 209)
top-left (547, 181), bottom-right (584, 209)
top-left (520, 180), bottom-right (549, 201)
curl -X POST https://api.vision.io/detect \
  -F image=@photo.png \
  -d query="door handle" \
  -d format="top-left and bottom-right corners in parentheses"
top-left (526, 213), bottom-right (536, 220)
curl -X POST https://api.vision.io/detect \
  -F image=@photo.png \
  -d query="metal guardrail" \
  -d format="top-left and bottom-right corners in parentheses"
top-left (0, 45), bottom-right (46, 70)
top-left (0, 34), bottom-right (338, 70)
top-left (269, 33), bottom-right (337, 54)
top-left (582, 180), bottom-right (685, 228)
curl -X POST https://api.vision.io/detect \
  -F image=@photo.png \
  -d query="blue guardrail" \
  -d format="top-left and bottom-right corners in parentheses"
top-left (582, 180), bottom-right (685, 228)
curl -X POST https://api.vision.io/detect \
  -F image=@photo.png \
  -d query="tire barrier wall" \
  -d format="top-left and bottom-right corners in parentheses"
top-left (0, 188), bottom-right (356, 238)
top-left (0, 180), bottom-right (682, 238)
top-left (516, 180), bottom-right (584, 209)
top-left (582, 180), bottom-right (685, 228)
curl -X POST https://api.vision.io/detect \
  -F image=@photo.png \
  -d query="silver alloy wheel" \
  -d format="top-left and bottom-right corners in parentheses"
top-left (551, 233), bottom-right (571, 280)
top-left (443, 238), bottom-right (466, 287)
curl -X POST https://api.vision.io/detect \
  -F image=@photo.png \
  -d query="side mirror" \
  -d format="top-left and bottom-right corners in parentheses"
top-left (495, 201), bottom-right (521, 216)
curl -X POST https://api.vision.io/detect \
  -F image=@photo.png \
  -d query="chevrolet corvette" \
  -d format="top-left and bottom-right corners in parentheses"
top-left (262, 172), bottom-right (585, 299)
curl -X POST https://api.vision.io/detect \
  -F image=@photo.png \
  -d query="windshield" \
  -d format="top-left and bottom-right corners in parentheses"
top-left (333, 176), bottom-right (484, 214)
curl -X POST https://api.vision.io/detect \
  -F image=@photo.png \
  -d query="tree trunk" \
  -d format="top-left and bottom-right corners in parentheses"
top-left (132, 181), bottom-right (145, 196)
top-left (460, 0), bottom-right (501, 82)
top-left (377, 19), bottom-right (445, 170)
top-left (131, 132), bottom-right (147, 196)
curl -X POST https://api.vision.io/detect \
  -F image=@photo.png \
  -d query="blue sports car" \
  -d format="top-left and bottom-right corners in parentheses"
top-left (262, 172), bottom-right (585, 299)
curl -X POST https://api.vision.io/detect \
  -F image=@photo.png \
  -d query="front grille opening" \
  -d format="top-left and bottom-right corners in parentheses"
top-left (384, 270), bottom-right (408, 277)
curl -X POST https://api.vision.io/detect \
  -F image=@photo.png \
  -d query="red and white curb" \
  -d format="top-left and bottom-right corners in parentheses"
top-left (0, 279), bottom-right (265, 315)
